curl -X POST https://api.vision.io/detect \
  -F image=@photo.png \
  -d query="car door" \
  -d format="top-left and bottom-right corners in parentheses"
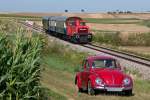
top-left (81, 60), bottom-right (90, 89)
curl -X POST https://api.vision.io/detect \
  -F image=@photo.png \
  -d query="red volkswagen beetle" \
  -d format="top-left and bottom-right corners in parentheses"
top-left (75, 55), bottom-right (133, 95)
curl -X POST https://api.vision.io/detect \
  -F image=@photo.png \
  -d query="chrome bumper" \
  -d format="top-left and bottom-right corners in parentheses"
top-left (95, 86), bottom-right (132, 92)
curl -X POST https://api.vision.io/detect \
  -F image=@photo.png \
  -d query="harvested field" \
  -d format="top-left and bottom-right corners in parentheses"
top-left (88, 23), bottom-right (150, 33)
top-left (13, 13), bottom-right (150, 19)
top-left (84, 18), bottom-right (142, 24)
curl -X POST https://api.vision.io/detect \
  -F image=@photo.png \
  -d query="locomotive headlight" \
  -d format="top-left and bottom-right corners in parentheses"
top-left (95, 78), bottom-right (102, 85)
top-left (76, 35), bottom-right (80, 38)
top-left (123, 78), bottom-right (130, 85)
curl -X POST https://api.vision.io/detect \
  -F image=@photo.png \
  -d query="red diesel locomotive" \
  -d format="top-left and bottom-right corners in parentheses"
top-left (42, 16), bottom-right (92, 43)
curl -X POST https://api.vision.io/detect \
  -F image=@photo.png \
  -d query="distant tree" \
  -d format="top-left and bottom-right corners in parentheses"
top-left (112, 11), bottom-right (116, 14)
top-left (65, 9), bottom-right (68, 12)
top-left (107, 11), bottom-right (112, 14)
top-left (119, 11), bottom-right (123, 14)
top-left (127, 11), bottom-right (132, 14)
top-left (81, 9), bottom-right (85, 12)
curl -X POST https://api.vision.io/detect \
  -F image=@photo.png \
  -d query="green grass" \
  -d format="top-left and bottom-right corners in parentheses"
top-left (84, 18), bottom-right (141, 24)
top-left (140, 20), bottom-right (150, 27)
top-left (0, 14), bottom-right (41, 18)
top-left (92, 30), bottom-right (122, 46)
top-left (44, 54), bottom-right (76, 73)
top-left (48, 89), bottom-right (67, 100)
top-left (134, 79), bottom-right (150, 94)
top-left (0, 14), bottom-right (42, 21)
top-left (93, 30), bottom-right (150, 46)
top-left (42, 41), bottom-right (87, 73)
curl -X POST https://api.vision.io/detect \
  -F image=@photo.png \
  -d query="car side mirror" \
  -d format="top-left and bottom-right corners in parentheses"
top-left (120, 66), bottom-right (126, 72)
top-left (123, 66), bottom-right (126, 71)
top-left (116, 61), bottom-right (122, 70)
top-left (81, 60), bottom-right (86, 68)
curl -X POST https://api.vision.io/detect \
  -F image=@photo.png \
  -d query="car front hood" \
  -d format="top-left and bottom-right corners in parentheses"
top-left (93, 68), bottom-right (125, 86)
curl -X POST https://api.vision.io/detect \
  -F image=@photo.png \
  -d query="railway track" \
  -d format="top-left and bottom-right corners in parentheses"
top-left (82, 44), bottom-right (150, 67)
top-left (20, 21), bottom-right (150, 67)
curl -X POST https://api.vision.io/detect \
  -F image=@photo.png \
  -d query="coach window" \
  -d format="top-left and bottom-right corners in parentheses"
top-left (69, 21), bottom-right (75, 26)
top-left (49, 21), bottom-right (51, 26)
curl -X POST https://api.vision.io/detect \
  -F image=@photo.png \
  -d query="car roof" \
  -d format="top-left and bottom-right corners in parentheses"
top-left (87, 55), bottom-right (115, 61)
top-left (51, 16), bottom-right (68, 21)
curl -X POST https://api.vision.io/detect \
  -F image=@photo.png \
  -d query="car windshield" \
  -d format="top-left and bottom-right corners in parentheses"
top-left (92, 59), bottom-right (117, 69)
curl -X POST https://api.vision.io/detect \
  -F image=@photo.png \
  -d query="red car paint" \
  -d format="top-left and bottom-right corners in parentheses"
top-left (75, 55), bottom-right (133, 95)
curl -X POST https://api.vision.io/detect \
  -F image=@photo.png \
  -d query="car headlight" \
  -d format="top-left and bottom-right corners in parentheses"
top-left (95, 78), bottom-right (102, 85)
top-left (123, 78), bottom-right (130, 85)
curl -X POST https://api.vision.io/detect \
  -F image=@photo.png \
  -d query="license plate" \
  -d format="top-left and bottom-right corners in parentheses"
top-left (106, 87), bottom-right (123, 92)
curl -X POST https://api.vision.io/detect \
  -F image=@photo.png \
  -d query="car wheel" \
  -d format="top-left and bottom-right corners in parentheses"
top-left (78, 88), bottom-right (83, 92)
top-left (124, 90), bottom-right (132, 96)
top-left (77, 81), bottom-right (83, 92)
top-left (88, 80), bottom-right (95, 95)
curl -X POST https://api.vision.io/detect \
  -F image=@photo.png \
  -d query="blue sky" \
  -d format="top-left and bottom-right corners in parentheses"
top-left (0, 0), bottom-right (149, 12)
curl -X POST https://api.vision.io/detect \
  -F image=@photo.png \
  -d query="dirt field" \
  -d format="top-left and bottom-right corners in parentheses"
top-left (14, 12), bottom-right (150, 19)
top-left (88, 23), bottom-right (150, 33)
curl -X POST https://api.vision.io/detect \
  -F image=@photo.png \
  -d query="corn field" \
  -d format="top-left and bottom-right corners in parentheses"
top-left (0, 21), bottom-right (44, 99)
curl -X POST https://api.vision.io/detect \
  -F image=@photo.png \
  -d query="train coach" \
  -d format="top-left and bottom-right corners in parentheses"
top-left (42, 16), bottom-right (92, 43)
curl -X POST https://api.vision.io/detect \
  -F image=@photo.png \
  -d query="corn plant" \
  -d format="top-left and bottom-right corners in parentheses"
top-left (0, 30), bottom-right (44, 100)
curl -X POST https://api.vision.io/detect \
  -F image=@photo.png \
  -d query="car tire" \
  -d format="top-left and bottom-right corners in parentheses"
top-left (88, 80), bottom-right (95, 95)
top-left (78, 88), bottom-right (83, 92)
top-left (124, 90), bottom-right (132, 96)
top-left (76, 79), bottom-right (83, 92)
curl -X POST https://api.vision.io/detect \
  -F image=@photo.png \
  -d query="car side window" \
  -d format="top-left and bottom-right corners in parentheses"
top-left (81, 59), bottom-right (90, 71)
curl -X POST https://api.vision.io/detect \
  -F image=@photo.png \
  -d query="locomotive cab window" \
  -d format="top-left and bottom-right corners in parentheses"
top-left (80, 22), bottom-right (86, 26)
